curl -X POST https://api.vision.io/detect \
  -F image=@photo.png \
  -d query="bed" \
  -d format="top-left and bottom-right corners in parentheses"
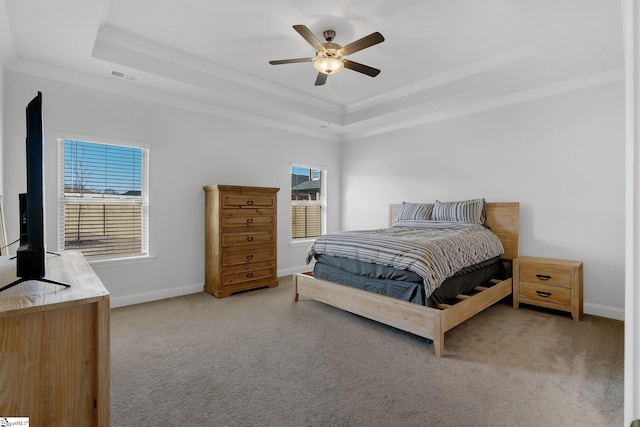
top-left (293, 200), bottom-right (519, 357)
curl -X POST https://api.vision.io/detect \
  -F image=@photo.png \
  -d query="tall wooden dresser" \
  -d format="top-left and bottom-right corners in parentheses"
top-left (203, 185), bottom-right (279, 297)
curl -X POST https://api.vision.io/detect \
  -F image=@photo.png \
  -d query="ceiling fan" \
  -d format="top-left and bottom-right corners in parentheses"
top-left (269, 25), bottom-right (385, 86)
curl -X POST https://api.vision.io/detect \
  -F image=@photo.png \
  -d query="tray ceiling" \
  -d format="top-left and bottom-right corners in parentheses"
top-left (1, 0), bottom-right (625, 141)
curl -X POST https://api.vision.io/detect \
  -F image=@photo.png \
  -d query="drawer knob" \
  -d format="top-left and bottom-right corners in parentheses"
top-left (246, 254), bottom-right (253, 260)
top-left (247, 236), bottom-right (254, 242)
top-left (246, 200), bottom-right (254, 205)
top-left (536, 290), bottom-right (552, 298)
top-left (246, 272), bottom-right (254, 278)
top-left (246, 218), bottom-right (254, 225)
top-left (536, 274), bottom-right (552, 281)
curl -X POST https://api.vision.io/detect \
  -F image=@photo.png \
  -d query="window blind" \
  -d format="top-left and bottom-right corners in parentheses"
top-left (59, 139), bottom-right (148, 260)
top-left (291, 166), bottom-right (324, 239)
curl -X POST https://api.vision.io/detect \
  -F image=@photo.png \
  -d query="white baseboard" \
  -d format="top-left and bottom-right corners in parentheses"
top-left (584, 302), bottom-right (625, 321)
top-left (110, 283), bottom-right (203, 308)
top-left (109, 274), bottom-right (626, 323)
top-left (110, 267), bottom-right (309, 309)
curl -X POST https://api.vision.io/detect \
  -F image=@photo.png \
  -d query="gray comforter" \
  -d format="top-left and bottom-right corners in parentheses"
top-left (306, 220), bottom-right (504, 296)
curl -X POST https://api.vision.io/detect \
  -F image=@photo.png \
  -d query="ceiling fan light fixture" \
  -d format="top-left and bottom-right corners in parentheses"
top-left (314, 56), bottom-right (344, 74)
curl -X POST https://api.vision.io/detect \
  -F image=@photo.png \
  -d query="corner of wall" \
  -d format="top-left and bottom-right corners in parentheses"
top-left (0, 63), bottom-right (5, 197)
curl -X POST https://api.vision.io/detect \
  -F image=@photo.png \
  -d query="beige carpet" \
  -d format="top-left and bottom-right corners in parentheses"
top-left (111, 276), bottom-right (623, 426)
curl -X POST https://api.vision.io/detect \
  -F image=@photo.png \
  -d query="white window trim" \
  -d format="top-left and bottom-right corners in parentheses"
top-left (57, 135), bottom-right (151, 262)
top-left (290, 162), bottom-right (327, 245)
top-left (57, 132), bottom-right (152, 150)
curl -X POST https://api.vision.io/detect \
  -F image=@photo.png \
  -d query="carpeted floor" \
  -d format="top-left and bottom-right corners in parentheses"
top-left (110, 276), bottom-right (624, 426)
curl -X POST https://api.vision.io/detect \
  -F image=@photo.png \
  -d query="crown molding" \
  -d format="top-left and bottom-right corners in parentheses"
top-left (94, 26), bottom-right (344, 117)
top-left (341, 67), bottom-right (625, 142)
top-left (4, 58), bottom-right (342, 143)
top-left (4, 56), bottom-right (623, 145)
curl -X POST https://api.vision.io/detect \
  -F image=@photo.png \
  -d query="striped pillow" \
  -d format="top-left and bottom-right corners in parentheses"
top-left (396, 202), bottom-right (434, 222)
top-left (432, 198), bottom-right (486, 224)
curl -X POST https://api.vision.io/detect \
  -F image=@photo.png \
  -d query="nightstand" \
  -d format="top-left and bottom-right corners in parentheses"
top-left (513, 256), bottom-right (583, 321)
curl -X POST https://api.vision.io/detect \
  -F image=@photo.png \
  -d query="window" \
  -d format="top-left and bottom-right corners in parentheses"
top-left (58, 138), bottom-right (149, 260)
top-left (291, 165), bottom-right (325, 240)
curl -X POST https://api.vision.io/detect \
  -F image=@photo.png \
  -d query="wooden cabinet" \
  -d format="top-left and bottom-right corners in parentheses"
top-left (0, 251), bottom-right (110, 426)
top-left (513, 256), bottom-right (583, 321)
top-left (203, 185), bottom-right (279, 297)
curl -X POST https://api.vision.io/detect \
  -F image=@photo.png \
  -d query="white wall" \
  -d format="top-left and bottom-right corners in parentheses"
top-left (2, 69), bottom-right (626, 318)
top-left (0, 64), bottom-right (4, 199)
top-left (0, 0), bottom-right (15, 198)
top-left (3, 70), bottom-right (341, 306)
top-left (341, 81), bottom-right (625, 320)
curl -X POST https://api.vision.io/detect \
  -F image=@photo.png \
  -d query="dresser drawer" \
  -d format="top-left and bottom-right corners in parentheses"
top-left (222, 230), bottom-right (275, 247)
top-left (519, 282), bottom-right (571, 306)
top-left (222, 248), bottom-right (276, 266)
top-left (222, 193), bottom-right (276, 209)
top-left (519, 266), bottom-right (572, 288)
top-left (222, 265), bottom-right (276, 286)
top-left (221, 209), bottom-right (276, 228)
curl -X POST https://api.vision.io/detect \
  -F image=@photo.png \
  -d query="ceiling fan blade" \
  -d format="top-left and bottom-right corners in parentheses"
top-left (315, 73), bottom-right (328, 86)
top-left (293, 25), bottom-right (326, 51)
top-left (341, 32), bottom-right (385, 56)
top-left (269, 58), bottom-right (314, 65)
top-left (343, 60), bottom-right (381, 77)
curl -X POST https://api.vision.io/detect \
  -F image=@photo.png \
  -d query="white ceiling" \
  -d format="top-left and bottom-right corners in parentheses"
top-left (1, 0), bottom-right (625, 141)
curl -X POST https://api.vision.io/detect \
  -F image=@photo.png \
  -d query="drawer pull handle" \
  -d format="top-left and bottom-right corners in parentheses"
top-left (246, 254), bottom-right (253, 260)
top-left (536, 274), bottom-right (552, 281)
top-left (246, 272), bottom-right (254, 278)
top-left (246, 200), bottom-right (254, 205)
top-left (246, 218), bottom-right (254, 225)
top-left (536, 291), bottom-right (552, 298)
top-left (246, 236), bottom-right (254, 242)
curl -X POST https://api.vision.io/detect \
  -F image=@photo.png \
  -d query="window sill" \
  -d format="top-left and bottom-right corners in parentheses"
top-left (289, 239), bottom-right (316, 247)
top-left (87, 254), bottom-right (155, 268)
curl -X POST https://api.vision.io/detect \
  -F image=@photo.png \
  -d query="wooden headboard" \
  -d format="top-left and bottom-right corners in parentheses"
top-left (388, 202), bottom-right (519, 260)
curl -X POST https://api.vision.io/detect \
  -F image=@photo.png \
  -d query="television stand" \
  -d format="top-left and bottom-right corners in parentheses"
top-left (0, 251), bottom-right (110, 426)
top-left (0, 275), bottom-right (70, 293)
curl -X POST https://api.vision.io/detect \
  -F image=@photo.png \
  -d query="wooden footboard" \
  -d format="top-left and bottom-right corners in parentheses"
top-left (294, 272), bottom-right (512, 357)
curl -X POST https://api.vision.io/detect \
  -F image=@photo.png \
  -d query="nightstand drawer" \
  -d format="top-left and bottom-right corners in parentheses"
top-left (519, 282), bottom-right (571, 306)
top-left (519, 266), bottom-right (572, 288)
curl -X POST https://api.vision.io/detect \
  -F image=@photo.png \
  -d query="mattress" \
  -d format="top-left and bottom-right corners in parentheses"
top-left (313, 254), bottom-right (503, 307)
top-left (306, 220), bottom-right (504, 296)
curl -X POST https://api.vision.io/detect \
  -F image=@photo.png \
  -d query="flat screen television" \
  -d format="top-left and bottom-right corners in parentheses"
top-left (0, 92), bottom-right (69, 292)
top-left (16, 91), bottom-right (46, 279)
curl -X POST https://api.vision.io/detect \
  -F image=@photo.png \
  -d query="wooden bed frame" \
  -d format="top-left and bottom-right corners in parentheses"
top-left (293, 202), bottom-right (519, 357)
